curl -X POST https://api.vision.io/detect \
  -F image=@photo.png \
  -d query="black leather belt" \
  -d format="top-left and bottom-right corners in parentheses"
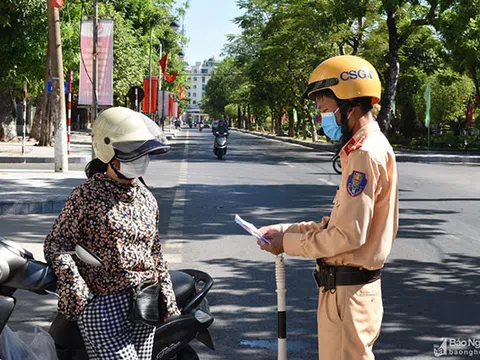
top-left (313, 260), bottom-right (381, 292)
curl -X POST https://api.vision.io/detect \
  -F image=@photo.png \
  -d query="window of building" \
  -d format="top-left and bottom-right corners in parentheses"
top-left (193, 92), bottom-right (197, 97)
top-left (193, 77), bottom-right (197, 81)
top-left (193, 100), bottom-right (197, 104)
top-left (193, 85), bottom-right (197, 89)
top-left (202, 84), bottom-right (206, 90)
top-left (188, 92), bottom-right (191, 97)
top-left (201, 68), bottom-right (208, 74)
top-left (202, 77), bottom-right (206, 83)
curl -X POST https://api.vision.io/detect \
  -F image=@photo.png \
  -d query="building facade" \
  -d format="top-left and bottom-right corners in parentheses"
top-left (185, 57), bottom-right (219, 124)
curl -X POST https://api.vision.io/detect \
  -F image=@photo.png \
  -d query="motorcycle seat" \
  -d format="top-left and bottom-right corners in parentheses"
top-left (170, 270), bottom-right (196, 309)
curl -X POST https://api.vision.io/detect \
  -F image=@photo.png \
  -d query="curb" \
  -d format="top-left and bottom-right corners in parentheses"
top-left (0, 156), bottom-right (89, 164)
top-left (0, 198), bottom-right (67, 215)
top-left (233, 129), bottom-right (480, 164)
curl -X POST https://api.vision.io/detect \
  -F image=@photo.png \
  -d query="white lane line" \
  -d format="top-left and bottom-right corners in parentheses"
top-left (166, 131), bottom-right (189, 246)
top-left (318, 178), bottom-right (338, 186)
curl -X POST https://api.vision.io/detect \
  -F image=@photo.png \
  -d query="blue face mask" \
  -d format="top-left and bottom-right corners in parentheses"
top-left (321, 108), bottom-right (342, 141)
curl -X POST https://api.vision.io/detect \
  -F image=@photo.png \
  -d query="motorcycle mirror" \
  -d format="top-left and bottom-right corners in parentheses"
top-left (75, 244), bottom-right (104, 267)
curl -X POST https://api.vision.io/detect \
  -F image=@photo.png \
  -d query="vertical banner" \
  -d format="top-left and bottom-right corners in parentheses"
top-left (141, 78), bottom-right (158, 114)
top-left (168, 95), bottom-right (175, 117)
top-left (158, 90), bottom-right (170, 117)
top-left (142, 79), bottom-right (149, 113)
top-left (78, 19), bottom-right (114, 106)
top-left (174, 102), bottom-right (178, 118)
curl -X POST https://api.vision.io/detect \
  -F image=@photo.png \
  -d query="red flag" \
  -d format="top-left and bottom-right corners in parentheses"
top-left (165, 72), bottom-right (178, 83)
top-left (159, 53), bottom-right (169, 75)
top-left (50, 0), bottom-right (64, 8)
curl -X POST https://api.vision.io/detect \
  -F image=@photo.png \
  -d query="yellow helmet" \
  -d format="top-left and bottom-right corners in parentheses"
top-left (303, 55), bottom-right (381, 105)
top-left (92, 107), bottom-right (169, 163)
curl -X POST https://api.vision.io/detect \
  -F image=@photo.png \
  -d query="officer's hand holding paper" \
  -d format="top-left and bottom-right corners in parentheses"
top-left (234, 215), bottom-right (271, 245)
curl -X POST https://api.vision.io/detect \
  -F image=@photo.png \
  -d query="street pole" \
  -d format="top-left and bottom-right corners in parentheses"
top-left (22, 83), bottom-right (27, 156)
top-left (48, 1), bottom-right (68, 172)
top-left (92, 0), bottom-right (98, 159)
top-left (158, 43), bottom-right (164, 130)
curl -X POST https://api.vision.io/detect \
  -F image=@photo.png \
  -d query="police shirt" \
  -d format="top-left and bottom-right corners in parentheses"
top-left (282, 121), bottom-right (399, 270)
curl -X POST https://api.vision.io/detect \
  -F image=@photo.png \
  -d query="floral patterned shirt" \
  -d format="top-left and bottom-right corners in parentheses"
top-left (44, 173), bottom-right (181, 321)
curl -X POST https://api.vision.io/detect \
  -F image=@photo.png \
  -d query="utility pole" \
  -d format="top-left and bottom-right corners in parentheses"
top-left (91, 0), bottom-right (98, 159)
top-left (48, 1), bottom-right (68, 172)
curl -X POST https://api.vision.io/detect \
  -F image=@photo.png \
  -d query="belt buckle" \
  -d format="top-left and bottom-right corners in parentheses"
top-left (323, 267), bottom-right (336, 293)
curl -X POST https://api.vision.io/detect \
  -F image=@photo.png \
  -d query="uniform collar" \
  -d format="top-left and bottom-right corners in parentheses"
top-left (352, 121), bottom-right (380, 141)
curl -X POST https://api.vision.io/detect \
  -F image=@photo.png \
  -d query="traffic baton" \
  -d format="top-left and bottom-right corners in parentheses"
top-left (276, 254), bottom-right (287, 360)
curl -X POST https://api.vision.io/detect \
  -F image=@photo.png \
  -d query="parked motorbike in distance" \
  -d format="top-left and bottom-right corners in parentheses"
top-left (199, 122), bottom-right (204, 132)
top-left (213, 131), bottom-right (228, 160)
top-left (0, 237), bottom-right (215, 360)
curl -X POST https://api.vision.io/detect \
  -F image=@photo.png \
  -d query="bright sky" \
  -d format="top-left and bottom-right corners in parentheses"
top-left (183, 0), bottom-right (242, 66)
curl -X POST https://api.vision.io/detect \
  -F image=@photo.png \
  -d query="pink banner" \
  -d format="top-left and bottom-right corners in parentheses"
top-left (78, 20), bottom-right (114, 106)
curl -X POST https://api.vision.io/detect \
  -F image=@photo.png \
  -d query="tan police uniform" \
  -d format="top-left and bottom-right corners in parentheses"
top-left (280, 120), bottom-right (399, 359)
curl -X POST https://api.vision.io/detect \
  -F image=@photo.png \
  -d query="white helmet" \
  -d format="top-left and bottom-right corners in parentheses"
top-left (92, 107), bottom-right (170, 163)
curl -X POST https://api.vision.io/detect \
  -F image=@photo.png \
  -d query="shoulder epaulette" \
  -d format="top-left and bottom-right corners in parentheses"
top-left (343, 136), bottom-right (366, 156)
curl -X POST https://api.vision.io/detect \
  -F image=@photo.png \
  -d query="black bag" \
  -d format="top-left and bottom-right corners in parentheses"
top-left (128, 261), bottom-right (167, 327)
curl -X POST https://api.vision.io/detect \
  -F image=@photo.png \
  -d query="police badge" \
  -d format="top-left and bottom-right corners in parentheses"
top-left (346, 171), bottom-right (367, 197)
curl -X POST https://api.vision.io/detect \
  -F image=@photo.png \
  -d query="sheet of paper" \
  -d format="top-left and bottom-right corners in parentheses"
top-left (234, 214), bottom-right (271, 245)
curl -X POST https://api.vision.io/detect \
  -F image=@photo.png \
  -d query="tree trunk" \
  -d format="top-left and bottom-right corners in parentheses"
top-left (302, 103), bottom-right (309, 139)
top-left (377, 9), bottom-right (400, 135)
top-left (270, 111), bottom-right (275, 133)
top-left (30, 90), bottom-right (47, 140)
top-left (470, 64), bottom-right (480, 102)
top-left (0, 90), bottom-right (17, 142)
top-left (296, 106), bottom-right (303, 135)
top-left (276, 109), bottom-right (283, 135)
top-left (288, 109), bottom-right (295, 137)
top-left (310, 115), bottom-right (318, 142)
top-left (237, 104), bottom-right (241, 128)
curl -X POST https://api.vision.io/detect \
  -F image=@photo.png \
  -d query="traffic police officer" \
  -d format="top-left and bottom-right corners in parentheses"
top-left (258, 55), bottom-right (399, 359)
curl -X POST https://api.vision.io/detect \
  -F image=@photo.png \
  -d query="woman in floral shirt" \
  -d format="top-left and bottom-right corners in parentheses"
top-left (44, 107), bottom-right (180, 359)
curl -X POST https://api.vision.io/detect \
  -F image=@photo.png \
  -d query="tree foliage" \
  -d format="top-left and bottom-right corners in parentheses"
top-left (0, 0), bottom-right (188, 140)
top-left (202, 0), bottom-right (479, 145)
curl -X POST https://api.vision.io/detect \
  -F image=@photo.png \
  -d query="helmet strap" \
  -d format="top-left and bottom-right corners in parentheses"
top-left (109, 160), bottom-right (134, 181)
top-left (339, 102), bottom-right (353, 146)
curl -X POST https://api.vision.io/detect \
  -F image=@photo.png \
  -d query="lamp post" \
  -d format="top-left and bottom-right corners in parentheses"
top-left (148, 18), bottom-right (180, 117)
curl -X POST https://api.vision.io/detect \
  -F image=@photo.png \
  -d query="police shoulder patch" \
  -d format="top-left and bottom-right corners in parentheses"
top-left (346, 170), bottom-right (367, 197)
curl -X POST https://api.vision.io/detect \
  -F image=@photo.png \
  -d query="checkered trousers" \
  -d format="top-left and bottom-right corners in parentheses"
top-left (77, 291), bottom-right (156, 360)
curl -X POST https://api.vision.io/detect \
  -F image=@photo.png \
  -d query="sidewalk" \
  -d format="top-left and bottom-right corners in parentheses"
top-left (0, 128), bottom-right (180, 216)
top-left (234, 128), bottom-right (480, 164)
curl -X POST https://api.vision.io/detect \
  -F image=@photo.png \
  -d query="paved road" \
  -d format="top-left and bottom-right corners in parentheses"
top-left (1, 128), bottom-right (479, 359)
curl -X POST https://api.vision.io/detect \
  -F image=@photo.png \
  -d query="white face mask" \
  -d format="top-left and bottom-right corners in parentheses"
top-left (118, 156), bottom-right (150, 179)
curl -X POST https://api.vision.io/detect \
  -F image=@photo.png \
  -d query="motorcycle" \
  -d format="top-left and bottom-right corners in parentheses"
top-left (213, 131), bottom-right (228, 160)
top-left (331, 149), bottom-right (342, 174)
top-left (0, 237), bottom-right (215, 360)
top-left (199, 123), bottom-right (204, 132)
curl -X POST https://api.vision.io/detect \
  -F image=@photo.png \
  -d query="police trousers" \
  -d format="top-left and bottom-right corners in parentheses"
top-left (317, 279), bottom-right (383, 360)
